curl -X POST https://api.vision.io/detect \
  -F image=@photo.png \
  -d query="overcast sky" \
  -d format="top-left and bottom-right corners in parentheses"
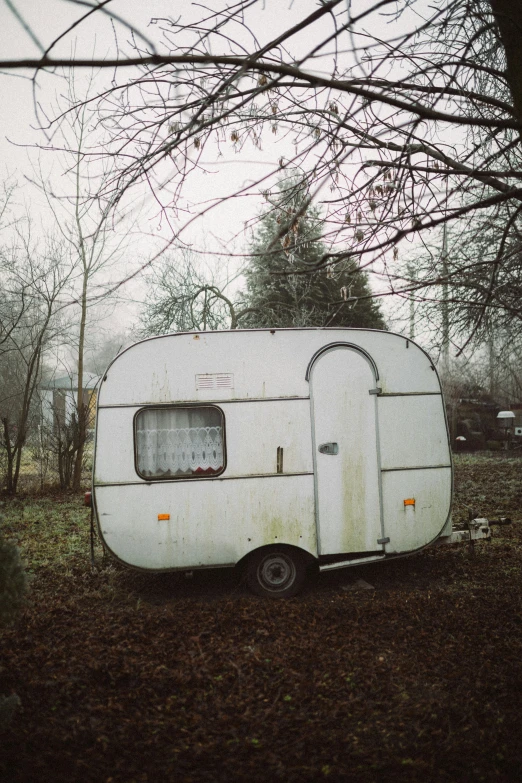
top-left (0, 0), bottom-right (325, 240)
top-left (0, 1), bottom-right (420, 345)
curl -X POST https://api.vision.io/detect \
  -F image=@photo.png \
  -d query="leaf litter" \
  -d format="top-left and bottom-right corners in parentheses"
top-left (0, 453), bottom-right (522, 782)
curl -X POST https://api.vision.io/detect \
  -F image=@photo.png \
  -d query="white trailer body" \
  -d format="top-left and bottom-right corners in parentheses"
top-left (92, 329), bottom-right (452, 595)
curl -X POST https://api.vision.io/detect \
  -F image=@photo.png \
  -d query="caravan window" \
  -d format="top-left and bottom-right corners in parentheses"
top-left (135, 406), bottom-right (225, 479)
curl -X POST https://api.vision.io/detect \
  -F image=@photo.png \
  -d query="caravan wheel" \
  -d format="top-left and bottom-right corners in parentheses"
top-left (246, 547), bottom-right (307, 599)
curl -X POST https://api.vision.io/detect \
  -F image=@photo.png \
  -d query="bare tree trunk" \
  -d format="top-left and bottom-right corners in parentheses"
top-left (490, 0), bottom-right (522, 125)
top-left (12, 342), bottom-right (43, 494)
top-left (71, 250), bottom-right (88, 493)
top-left (71, 121), bottom-right (89, 494)
top-left (3, 332), bottom-right (45, 495)
top-left (2, 418), bottom-right (14, 494)
top-left (488, 329), bottom-right (497, 401)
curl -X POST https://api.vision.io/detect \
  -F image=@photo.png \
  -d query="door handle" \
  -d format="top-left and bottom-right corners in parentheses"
top-left (318, 442), bottom-right (339, 455)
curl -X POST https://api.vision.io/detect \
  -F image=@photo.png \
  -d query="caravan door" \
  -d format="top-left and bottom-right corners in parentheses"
top-left (310, 346), bottom-right (383, 555)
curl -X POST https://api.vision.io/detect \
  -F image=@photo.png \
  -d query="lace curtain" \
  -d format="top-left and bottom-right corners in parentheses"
top-left (136, 407), bottom-right (224, 477)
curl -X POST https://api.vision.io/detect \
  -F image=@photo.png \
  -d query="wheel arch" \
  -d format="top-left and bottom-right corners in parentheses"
top-left (237, 542), bottom-right (317, 569)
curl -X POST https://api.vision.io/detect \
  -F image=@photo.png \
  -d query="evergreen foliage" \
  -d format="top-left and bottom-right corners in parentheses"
top-left (243, 178), bottom-right (385, 330)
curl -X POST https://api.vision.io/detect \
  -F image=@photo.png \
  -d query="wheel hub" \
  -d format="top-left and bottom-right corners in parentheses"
top-left (259, 554), bottom-right (296, 589)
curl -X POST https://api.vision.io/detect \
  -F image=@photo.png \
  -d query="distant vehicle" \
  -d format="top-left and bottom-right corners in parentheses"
top-left (90, 328), bottom-right (465, 597)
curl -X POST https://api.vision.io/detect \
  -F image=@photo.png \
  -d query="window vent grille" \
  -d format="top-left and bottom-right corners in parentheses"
top-left (196, 373), bottom-right (234, 390)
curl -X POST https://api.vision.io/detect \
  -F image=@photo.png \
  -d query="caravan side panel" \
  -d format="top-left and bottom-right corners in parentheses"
top-left (381, 467), bottom-right (452, 553)
top-left (95, 476), bottom-right (317, 570)
top-left (93, 328), bottom-right (453, 571)
top-left (377, 392), bottom-right (451, 552)
top-left (93, 396), bottom-right (316, 569)
top-left (95, 400), bottom-right (314, 485)
top-left (378, 395), bottom-right (450, 470)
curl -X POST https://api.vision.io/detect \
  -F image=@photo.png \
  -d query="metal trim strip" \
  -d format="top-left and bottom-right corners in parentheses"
top-left (93, 471), bottom-right (314, 488)
top-left (377, 391), bottom-right (442, 397)
top-left (305, 342), bottom-right (379, 381)
top-left (373, 388), bottom-right (386, 549)
top-left (98, 396), bottom-right (310, 409)
top-left (320, 554), bottom-right (386, 572)
top-left (381, 464), bottom-right (452, 472)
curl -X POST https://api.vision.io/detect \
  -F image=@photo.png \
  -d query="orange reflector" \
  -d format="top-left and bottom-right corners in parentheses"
top-left (158, 514), bottom-right (170, 520)
top-left (404, 498), bottom-right (415, 506)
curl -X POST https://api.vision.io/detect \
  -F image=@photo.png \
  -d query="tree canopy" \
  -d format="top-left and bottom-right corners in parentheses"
top-left (139, 249), bottom-right (251, 335)
top-left (4, 0), bottom-right (522, 352)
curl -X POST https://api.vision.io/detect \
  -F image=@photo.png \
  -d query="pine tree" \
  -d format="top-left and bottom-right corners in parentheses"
top-left (243, 177), bottom-right (385, 330)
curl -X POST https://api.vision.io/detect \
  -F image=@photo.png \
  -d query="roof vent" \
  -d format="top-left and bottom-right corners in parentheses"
top-left (196, 373), bottom-right (234, 390)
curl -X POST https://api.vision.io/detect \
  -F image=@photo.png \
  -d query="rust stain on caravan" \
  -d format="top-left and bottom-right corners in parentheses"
top-left (245, 480), bottom-right (316, 551)
top-left (151, 367), bottom-right (171, 402)
top-left (257, 513), bottom-right (317, 551)
top-left (337, 379), bottom-right (368, 553)
top-left (340, 455), bottom-right (366, 552)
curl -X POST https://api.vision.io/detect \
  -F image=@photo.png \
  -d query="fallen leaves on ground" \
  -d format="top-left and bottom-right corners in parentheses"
top-left (1, 453), bottom-right (522, 782)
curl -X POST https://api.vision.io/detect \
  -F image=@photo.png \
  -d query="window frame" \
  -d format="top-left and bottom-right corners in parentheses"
top-left (133, 403), bottom-right (227, 482)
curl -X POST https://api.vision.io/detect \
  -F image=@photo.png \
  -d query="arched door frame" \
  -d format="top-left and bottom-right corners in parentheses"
top-left (307, 343), bottom-right (386, 554)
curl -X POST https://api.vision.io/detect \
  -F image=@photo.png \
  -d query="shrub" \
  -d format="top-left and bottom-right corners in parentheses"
top-left (0, 515), bottom-right (27, 728)
top-left (0, 530), bottom-right (27, 627)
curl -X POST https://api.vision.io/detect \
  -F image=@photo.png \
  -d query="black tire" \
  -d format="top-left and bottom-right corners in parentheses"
top-left (246, 547), bottom-right (308, 599)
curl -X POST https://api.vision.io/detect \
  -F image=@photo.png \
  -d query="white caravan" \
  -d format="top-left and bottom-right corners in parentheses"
top-left (92, 328), bottom-right (455, 597)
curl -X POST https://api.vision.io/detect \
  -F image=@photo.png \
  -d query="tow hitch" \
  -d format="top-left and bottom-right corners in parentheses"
top-left (442, 516), bottom-right (511, 545)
